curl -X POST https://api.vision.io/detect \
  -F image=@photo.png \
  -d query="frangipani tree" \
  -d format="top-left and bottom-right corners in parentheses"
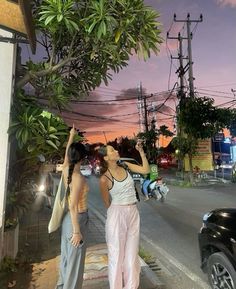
top-left (17, 0), bottom-right (162, 109)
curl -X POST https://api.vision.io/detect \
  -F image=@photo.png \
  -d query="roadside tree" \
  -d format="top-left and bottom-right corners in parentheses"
top-left (173, 96), bottom-right (233, 183)
top-left (137, 121), bottom-right (173, 161)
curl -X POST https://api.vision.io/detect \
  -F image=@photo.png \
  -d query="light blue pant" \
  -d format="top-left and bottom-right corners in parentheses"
top-left (56, 211), bottom-right (89, 289)
top-left (142, 179), bottom-right (152, 197)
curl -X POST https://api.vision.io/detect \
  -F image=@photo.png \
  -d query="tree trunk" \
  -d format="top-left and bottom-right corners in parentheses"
top-left (188, 153), bottom-right (194, 184)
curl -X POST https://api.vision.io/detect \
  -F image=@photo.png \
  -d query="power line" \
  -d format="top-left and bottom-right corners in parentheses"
top-left (197, 91), bottom-right (234, 100)
top-left (60, 109), bottom-right (139, 124)
top-left (215, 99), bottom-right (236, 108)
top-left (62, 115), bottom-right (139, 129)
top-left (198, 83), bottom-right (236, 88)
top-left (196, 88), bottom-right (233, 96)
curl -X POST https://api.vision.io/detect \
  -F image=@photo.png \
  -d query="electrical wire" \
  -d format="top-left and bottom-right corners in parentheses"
top-left (62, 115), bottom-right (138, 128)
top-left (198, 83), bottom-right (236, 88)
top-left (215, 99), bottom-right (236, 108)
top-left (197, 91), bottom-right (234, 100)
top-left (196, 88), bottom-right (233, 96)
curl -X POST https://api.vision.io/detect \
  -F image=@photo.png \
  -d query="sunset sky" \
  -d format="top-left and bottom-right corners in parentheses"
top-left (23, 0), bottom-right (236, 144)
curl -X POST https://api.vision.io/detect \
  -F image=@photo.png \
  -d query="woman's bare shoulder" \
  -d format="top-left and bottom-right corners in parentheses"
top-left (101, 171), bottom-right (113, 185)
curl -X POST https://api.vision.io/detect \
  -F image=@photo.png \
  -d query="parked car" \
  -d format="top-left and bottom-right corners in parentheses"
top-left (80, 159), bottom-right (92, 177)
top-left (118, 157), bottom-right (145, 184)
top-left (198, 208), bottom-right (236, 289)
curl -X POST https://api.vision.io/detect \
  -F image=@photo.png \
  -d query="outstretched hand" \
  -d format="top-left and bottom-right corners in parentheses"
top-left (70, 124), bottom-right (77, 137)
top-left (135, 139), bottom-right (144, 153)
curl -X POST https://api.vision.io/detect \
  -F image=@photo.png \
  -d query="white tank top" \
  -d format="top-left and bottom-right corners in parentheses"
top-left (108, 170), bottom-right (137, 205)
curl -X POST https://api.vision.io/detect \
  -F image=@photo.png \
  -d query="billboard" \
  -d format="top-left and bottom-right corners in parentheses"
top-left (184, 139), bottom-right (213, 171)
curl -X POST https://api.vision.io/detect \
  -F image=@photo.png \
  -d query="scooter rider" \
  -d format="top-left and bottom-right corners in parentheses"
top-left (142, 177), bottom-right (169, 201)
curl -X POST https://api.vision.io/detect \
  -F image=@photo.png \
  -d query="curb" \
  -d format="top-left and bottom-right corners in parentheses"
top-left (164, 176), bottom-right (231, 187)
top-left (88, 201), bottom-right (165, 289)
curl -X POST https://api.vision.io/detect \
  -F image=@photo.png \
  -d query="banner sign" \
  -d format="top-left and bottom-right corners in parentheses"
top-left (184, 139), bottom-right (213, 171)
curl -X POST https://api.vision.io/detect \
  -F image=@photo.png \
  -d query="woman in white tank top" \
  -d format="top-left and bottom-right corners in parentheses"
top-left (99, 140), bottom-right (150, 289)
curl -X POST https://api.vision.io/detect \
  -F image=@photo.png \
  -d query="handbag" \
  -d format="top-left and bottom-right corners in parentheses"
top-left (48, 175), bottom-right (67, 233)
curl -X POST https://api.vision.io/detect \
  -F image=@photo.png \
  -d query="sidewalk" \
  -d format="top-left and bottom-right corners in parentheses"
top-left (2, 200), bottom-right (163, 289)
top-left (160, 168), bottom-right (231, 186)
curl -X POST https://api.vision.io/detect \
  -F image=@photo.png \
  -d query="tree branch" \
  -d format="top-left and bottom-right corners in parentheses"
top-left (16, 56), bottom-right (76, 89)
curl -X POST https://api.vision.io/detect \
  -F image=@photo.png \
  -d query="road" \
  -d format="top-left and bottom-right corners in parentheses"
top-left (87, 175), bottom-right (235, 289)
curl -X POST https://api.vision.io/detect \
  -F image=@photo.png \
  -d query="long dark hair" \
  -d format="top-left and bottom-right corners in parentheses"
top-left (97, 146), bottom-right (108, 175)
top-left (67, 142), bottom-right (87, 194)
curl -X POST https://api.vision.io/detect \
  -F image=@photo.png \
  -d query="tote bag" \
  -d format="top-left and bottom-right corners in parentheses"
top-left (48, 175), bottom-right (67, 233)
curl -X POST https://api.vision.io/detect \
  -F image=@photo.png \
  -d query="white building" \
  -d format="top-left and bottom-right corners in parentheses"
top-left (0, 0), bottom-right (35, 261)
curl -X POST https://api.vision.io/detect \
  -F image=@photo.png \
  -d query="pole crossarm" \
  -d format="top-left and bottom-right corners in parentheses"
top-left (174, 13), bottom-right (203, 23)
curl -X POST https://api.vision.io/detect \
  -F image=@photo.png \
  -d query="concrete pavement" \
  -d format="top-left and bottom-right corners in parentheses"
top-left (160, 168), bottom-right (231, 186)
top-left (1, 197), bottom-right (164, 289)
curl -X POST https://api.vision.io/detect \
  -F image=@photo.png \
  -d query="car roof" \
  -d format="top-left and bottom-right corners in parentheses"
top-left (120, 157), bottom-right (137, 161)
top-left (119, 158), bottom-right (140, 165)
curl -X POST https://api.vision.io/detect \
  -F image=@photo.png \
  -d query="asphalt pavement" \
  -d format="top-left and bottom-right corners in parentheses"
top-left (87, 171), bottom-right (234, 289)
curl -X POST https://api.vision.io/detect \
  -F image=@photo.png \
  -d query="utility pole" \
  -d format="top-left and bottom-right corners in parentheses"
top-left (173, 13), bottom-right (203, 98)
top-left (167, 32), bottom-right (188, 141)
top-left (137, 82), bottom-right (148, 132)
top-left (143, 89), bottom-right (149, 132)
top-left (167, 32), bottom-right (188, 103)
top-left (137, 83), bottom-right (144, 133)
top-left (167, 14), bottom-right (202, 173)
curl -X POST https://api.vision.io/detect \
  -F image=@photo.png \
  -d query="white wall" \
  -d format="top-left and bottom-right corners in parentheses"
top-left (0, 29), bottom-right (16, 260)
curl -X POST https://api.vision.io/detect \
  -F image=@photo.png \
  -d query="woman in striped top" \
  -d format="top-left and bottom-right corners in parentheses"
top-left (56, 125), bottom-right (89, 289)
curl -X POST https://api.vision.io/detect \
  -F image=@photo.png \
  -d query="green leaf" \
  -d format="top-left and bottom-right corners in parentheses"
top-left (57, 14), bottom-right (63, 22)
top-left (88, 21), bottom-right (97, 33)
top-left (46, 139), bottom-right (58, 150)
top-left (48, 134), bottom-right (59, 140)
top-left (27, 144), bottom-right (35, 152)
top-left (45, 15), bottom-right (56, 26)
top-left (100, 21), bottom-right (106, 36)
top-left (115, 30), bottom-right (122, 43)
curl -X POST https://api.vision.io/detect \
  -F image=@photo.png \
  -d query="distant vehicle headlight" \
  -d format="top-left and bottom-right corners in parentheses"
top-left (38, 184), bottom-right (45, 192)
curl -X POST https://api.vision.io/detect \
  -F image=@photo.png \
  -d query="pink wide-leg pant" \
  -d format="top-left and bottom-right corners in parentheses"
top-left (106, 204), bottom-right (140, 289)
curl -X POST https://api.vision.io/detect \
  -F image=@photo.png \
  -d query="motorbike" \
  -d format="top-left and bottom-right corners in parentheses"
top-left (141, 178), bottom-right (169, 202)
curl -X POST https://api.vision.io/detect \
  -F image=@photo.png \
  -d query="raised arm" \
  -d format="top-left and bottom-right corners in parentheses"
top-left (63, 124), bottom-right (77, 167)
top-left (125, 141), bottom-right (150, 175)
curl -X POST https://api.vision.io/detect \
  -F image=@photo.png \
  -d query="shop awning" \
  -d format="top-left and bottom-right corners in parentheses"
top-left (0, 0), bottom-right (36, 53)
